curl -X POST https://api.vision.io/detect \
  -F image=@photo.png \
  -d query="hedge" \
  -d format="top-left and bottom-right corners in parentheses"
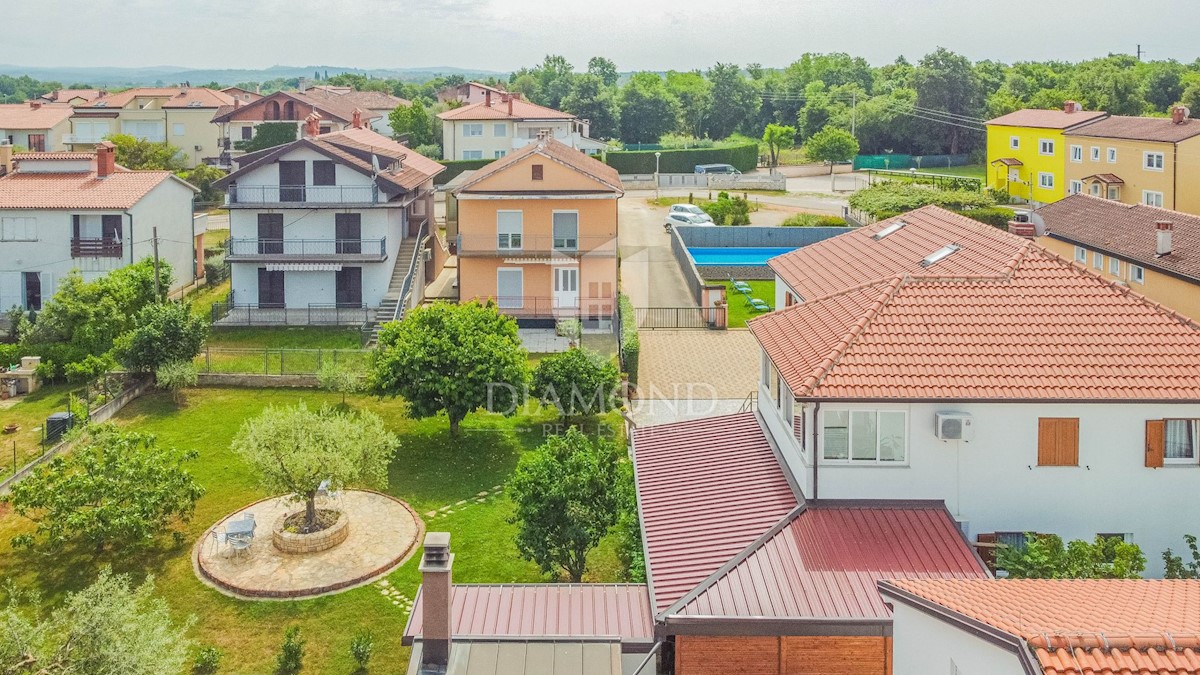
top-left (435, 158), bottom-right (494, 186)
top-left (605, 143), bottom-right (758, 174)
top-left (618, 295), bottom-right (640, 384)
top-left (872, 206), bottom-right (1015, 231)
top-left (204, 253), bottom-right (229, 284)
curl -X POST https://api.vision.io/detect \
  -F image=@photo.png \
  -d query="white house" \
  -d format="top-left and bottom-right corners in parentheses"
top-left (212, 121), bottom-right (443, 326)
top-left (0, 102), bottom-right (74, 152)
top-left (746, 205), bottom-right (1200, 576)
top-left (0, 141), bottom-right (198, 311)
top-left (437, 93), bottom-right (606, 161)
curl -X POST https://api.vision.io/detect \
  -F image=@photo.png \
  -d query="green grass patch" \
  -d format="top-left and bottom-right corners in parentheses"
top-left (712, 280), bottom-right (775, 328)
top-left (0, 384), bottom-right (77, 481)
top-left (187, 279), bottom-right (230, 321)
top-left (206, 326), bottom-right (363, 350)
top-left (646, 196), bottom-right (763, 211)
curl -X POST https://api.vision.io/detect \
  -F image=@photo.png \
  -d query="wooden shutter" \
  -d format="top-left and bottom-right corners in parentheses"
top-left (1038, 418), bottom-right (1079, 466)
top-left (975, 533), bottom-right (998, 572)
top-left (1146, 419), bottom-right (1165, 468)
top-left (531, 164), bottom-right (544, 181)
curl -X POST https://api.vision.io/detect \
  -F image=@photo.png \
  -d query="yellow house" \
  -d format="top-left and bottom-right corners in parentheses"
top-left (452, 138), bottom-right (622, 327)
top-left (1062, 106), bottom-right (1200, 216)
top-left (1036, 193), bottom-right (1200, 321)
top-left (986, 103), bottom-right (1107, 206)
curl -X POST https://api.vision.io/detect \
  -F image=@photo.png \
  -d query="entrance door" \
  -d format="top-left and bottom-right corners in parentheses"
top-left (22, 272), bottom-right (41, 310)
top-left (335, 267), bottom-right (362, 308)
top-left (257, 268), bottom-right (285, 308)
top-left (554, 267), bottom-right (579, 309)
top-left (27, 134), bottom-right (45, 152)
top-left (278, 161), bottom-right (306, 202)
top-left (335, 213), bottom-right (361, 254)
top-left (257, 214), bottom-right (284, 254)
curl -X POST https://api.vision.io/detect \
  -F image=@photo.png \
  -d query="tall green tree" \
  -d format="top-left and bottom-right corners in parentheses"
top-left (369, 302), bottom-right (528, 435)
top-left (804, 127), bottom-right (859, 190)
top-left (1069, 57), bottom-right (1146, 115)
top-left (560, 74), bottom-right (620, 140)
top-left (235, 122), bottom-right (296, 152)
top-left (587, 56), bottom-right (619, 88)
top-left (762, 123), bottom-right (797, 167)
top-left (106, 134), bottom-right (188, 171)
top-left (388, 100), bottom-right (433, 146)
top-left (665, 71), bottom-right (712, 137)
top-left (702, 63), bottom-right (760, 139)
top-left (530, 348), bottom-right (620, 419)
top-left (113, 301), bottom-right (208, 373)
top-left (910, 47), bottom-right (984, 154)
top-left (618, 73), bottom-right (679, 144)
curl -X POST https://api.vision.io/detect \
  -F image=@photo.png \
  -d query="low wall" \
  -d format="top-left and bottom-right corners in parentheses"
top-left (709, 174), bottom-right (787, 190)
top-left (775, 163), bottom-right (855, 178)
top-left (667, 227), bottom-right (724, 309)
top-left (695, 265), bottom-right (775, 281)
top-left (677, 225), bottom-right (849, 248)
top-left (197, 373), bottom-right (318, 388)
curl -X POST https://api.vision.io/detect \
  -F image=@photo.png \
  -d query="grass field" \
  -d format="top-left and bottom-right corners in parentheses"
top-left (205, 326), bottom-right (364, 350)
top-left (0, 384), bottom-right (78, 481)
top-left (713, 280), bottom-right (776, 328)
top-left (0, 387), bottom-right (625, 673)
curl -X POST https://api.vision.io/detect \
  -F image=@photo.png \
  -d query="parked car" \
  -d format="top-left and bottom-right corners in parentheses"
top-left (694, 163), bottom-right (741, 175)
top-left (669, 203), bottom-right (714, 223)
top-left (665, 212), bottom-right (714, 229)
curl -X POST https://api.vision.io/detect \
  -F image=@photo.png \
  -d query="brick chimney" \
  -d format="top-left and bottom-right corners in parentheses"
top-left (95, 140), bottom-right (116, 178)
top-left (28, 100), bottom-right (41, 110)
top-left (351, 108), bottom-right (364, 129)
top-left (1063, 100), bottom-right (1080, 113)
top-left (1157, 220), bottom-right (1174, 257)
top-left (1008, 220), bottom-right (1037, 239)
top-left (419, 532), bottom-right (453, 667)
top-left (304, 113), bottom-right (321, 138)
top-left (1172, 106), bottom-right (1190, 125)
top-left (507, 95), bottom-right (513, 116)
top-left (485, 90), bottom-right (492, 108)
top-left (0, 140), bottom-right (12, 177)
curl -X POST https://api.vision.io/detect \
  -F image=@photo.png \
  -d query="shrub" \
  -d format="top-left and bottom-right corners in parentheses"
top-left (618, 295), bottom-right (639, 384)
top-left (701, 191), bottom-right (751, 226)
top-left (848, 181), bottom-right (995, 218)
top-left (316, 360), bottom-right (363, 405)
top-left (204, 253), bottom-right (229, 284)
top-left (349, 630), bottom-right (375, 670)
top-left (0, 342), bottom-right (19, 367)
top-left (414, 143), bottom-right (442, 159)
top-left (275, 626), bottom-right (305, 675)
top-left (958, 206), bottom-right (1016, 230)
top-left (115, 302), bottom-right (208, 373)
top-left (555, 318), bottom-right (582, 341)
top-left (605, 143), bottom-right (758, 174)
top-left (434, 158), bottom-right (494, 186)
top-left (996, 533), bottom-right (1146, 579)
top-left (1163, 534), bottom-right (1200, 579)
top-left (156, 360), bottom-right (198, 404)
top-left (780, 214), bottom-right (848, 227)
top-left (192, 646), bottom-right (223, 675)
top-left (62, 353), bottom-right (115, 384)
top-left (531, 348), bottom-right (621, 419)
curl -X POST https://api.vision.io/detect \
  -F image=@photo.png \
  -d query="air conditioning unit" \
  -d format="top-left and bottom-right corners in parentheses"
top-left (935, 412), bottom-right (974, 441)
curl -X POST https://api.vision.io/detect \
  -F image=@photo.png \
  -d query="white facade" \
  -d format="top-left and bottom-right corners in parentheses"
top-left (0, 179), bottom-right (197, 310)
top-left (441, 118), bottom-right (605, 161)
top-left (889, 602), bottom-right (1025, 675)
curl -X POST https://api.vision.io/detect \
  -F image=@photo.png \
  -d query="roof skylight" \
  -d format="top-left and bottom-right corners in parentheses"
top-left (921, 244), bottom-right (962, 267)
top-left (873, 220), bottom-right (907, 240)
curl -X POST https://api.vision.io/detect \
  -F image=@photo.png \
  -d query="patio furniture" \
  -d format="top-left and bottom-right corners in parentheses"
top-left (226, 517), bottom-right (256, 540)
top-left (730, 277), bottom-right (752, 293)
top-left (209, 531), bottom-right (228, 554)
top-left (746, 297), bottom-right (771, 312)
top-left (228, 535), bottom-right (252, 559)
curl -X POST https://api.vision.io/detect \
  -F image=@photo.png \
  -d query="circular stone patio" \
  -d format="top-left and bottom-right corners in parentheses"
top-left (193, 490), bottom-right (423, 600)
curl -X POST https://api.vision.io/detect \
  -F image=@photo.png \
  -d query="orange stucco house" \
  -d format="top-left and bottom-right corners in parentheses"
top-left (451, 138), bottom-right (623, 327)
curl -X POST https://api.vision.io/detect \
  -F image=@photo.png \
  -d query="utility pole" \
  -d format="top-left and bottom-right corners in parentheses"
top-left (1137, 44), bottom-right (1145, 61)
top-left (851, 90), bottom-right (857, 137)
top-left (152, 226), bottom-right (161, 301)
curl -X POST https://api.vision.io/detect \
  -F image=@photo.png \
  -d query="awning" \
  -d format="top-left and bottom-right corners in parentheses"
top-left (1082, 173), bottom-right (1124, 184)
top-left (265, 263), bottom-right (343, 272)
top-left (990, 157), bottom-right (1023, 166)
top-left (502, 257), bottom-right (579, 266)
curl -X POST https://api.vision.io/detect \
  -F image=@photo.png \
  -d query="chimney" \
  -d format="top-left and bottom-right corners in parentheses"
top-left (1063, 100), bottom-right (1079, 113)
top-left (1007, 220), bottom-right (1037, 239)
top-left (507, 95), bottom-right (513, 116)
top-left (298, 77), bottom-right (308, 93)
top-left (419, 532), bottom-right (453, 667)
top-left (95, 141), bottom-right (116, 178)
top-left (0, 141), bottom-right (13, 177)
top-left (352, 108), bottom-right (364, 129)
top-left (304, 113), bottom-right (321, 138)
top-left (234, 98), bottom-right (241, 109)
top-left (1172, 106), bottom-right (1190, 125)
top-left (28, 100), bottom-right (41, 110)
top-left (485, 90), bottom-right (492, 108)
top-left (1157, 220), bottom-right (1174, 257)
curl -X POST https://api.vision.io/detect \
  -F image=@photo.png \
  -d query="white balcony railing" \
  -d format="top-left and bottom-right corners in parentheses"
top-left (226, 184), bottom-right (381, 205)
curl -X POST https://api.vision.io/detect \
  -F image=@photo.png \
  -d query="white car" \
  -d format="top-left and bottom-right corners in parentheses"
top-left (665, 212), bottom-right (714, 228)
top-left (669, 203), bottom-right (714, 223)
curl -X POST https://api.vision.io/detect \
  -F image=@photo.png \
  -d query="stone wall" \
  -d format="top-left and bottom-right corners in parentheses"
top-left (197, 373), bottom-right (318, 388)
top-left (696, 265), bottom-right (776, 281)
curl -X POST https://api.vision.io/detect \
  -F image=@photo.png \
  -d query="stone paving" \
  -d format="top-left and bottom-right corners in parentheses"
top-left (636, 329), bottom-right (760, 402)
top-left (194, 490), bottom-right (422, 600)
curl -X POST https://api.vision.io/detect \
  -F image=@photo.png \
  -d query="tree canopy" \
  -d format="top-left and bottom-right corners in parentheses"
top-left (235, 122), bottom-right (297, 153)
top-left (997, 534), bottom-right (1146, 579)
top-left (106, 134), bottom-right (188, 171)
top-left (388, 100), bottom-right (434, 146)
top-left (530, 348), bottom-right (620, 419)
top-left (114, 301), bottom-right (208, 373)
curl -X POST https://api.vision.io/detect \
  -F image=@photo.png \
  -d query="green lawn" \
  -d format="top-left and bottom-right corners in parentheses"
top-left (206, 326), bottom-right (364, 350)
top-left (187, 279), bottom-right (230, 321)
top-left (0, 384), bottom-right (79, 481)
top-left (714, 280), bottom-right (776, 328)
top-left (0, 387), bottom-right (625, 673)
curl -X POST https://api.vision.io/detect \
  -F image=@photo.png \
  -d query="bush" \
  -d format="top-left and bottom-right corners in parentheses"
top-left (848, 181), bottom-right (995, 218)
top-left (316, 360), bottom-right (363, 405)
top-left (204, 253), bottom-right (228, 284)
top-left (435, 158), bottom-right (494, 186)
top-left (235, 122), bottom-right (297, 153)
top-left (1163, 534), bottom-right (1200, 579)
top-left (618, 295), bottom-right (639, 384)
top-left (780, 214), bottom-right (848, 227)
top-left (996, 533), bottom-right (1145, 579)
top-left (701, 191), bottom-right (751, 226)
top-left (555, 318), bottom-right (581, 341)
top-left (0, 342), bottom-right (19, 367)
top-left (531, 348), bottom-right (620, 419)
top-left (115, 302), bottom-right (208, 373)
top-left (156, 360), bottom-right (198, 404)
top-left (275, 626), bottom-right (305, 675)
top-left (349, 630), bottom-right (374, 670)
top-left (414, 143), bottom-right (442, 159)
top-left (605, 142), bottom-right (758, 174)
top-left (63, 353), bottom-right (115, 384)
top-left (192, 646), bottom-right (223, 675)
top-left (958, 206), bottom-right (1016, 230)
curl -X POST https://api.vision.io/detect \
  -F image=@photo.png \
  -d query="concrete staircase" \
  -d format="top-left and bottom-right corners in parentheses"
top-left (367, 238), bottom-right (421, 345)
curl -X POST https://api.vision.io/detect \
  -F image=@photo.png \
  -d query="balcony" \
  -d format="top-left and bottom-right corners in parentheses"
top-left (224, 237), bottom-right (388, 263)
top-left (62, 134), bottom-right (107, 145)
top-left (456, 234), bottom-right (617, 258)
top-left (71, 238), bottom-right (123, 258)
top-left (226, 184), bottom-right (381, 206)
top-left (484, 296), bottom-right (618, 320)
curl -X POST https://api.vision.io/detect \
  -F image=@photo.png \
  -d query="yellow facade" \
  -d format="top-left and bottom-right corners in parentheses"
top-left (1039, 236), bottom-right (1200, 321)
top-left (986, 124), bottom-right (1069, 205)
top-left (1062, 134), bottom-right (1200, 216)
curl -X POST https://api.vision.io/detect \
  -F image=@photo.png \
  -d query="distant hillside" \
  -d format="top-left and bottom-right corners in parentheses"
top-left (0, 64), bottom-right (508, 87)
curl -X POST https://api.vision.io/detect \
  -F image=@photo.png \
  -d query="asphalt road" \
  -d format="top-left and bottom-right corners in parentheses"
top-left (618, 195), bottom-right (697, 308)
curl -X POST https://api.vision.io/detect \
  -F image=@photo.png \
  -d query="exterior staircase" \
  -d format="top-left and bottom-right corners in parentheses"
top-left (367, 237), bottom-right (421, 345)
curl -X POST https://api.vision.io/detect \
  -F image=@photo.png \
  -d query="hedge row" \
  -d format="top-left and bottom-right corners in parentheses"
top-left (604, 143), bottom-right (758, 174)
top-left (434, 158), bottom-right (495, 186)
top-left (618, 295), bottom-right (639, 384)
top-left (873, 206), bottom-right (1016, 231)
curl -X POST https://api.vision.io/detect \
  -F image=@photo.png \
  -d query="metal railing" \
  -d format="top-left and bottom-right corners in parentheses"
top-left (71, 237), bottom-right (123, 258)
top-left (195, 347), bottom-right (371, 376)
top-left (227, 184), bottom-right (381, 205)
top-left (224, 237), bottom-right (387, 260)
top-left (636, 306), bottom-right (727, 329)
top-left (211, 302), bottom-right (372, 326)
top-left (485, 296), bottom-right (618, 320)
top-left (391, 219), bottom-right (429, 325)
top-left (456, 233), bottom-right (617, 257)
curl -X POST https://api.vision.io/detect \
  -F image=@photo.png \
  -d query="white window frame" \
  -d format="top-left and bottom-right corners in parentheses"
top-left (0, 216), bottom-right (37, 242)
top-left (1143, 190), bottom-right (1165, 208)
top-left (1039, 138), bottom-right (1055, 156)
top-left (820, 409), bottom-right (908, 465)
top-left (496, 268), bottom-right (524, 309)
top-left (1131, 265), bottom-right (1145, 284)
top-left (1074, 246), bottom-right (1087, 263)
top-left (1107, 147), bottom-right (1117, 163)
top-left (1070, 145), bottom-right (1083, 163)
top-left (1093, 252), bottom-right (1104, 270)
top-left (1164, 419), bottom-right (1200, 465)
top-left (1009, 136), bottom-right (1020, 150)
top-left (496, 210), bottom-right (523, 250)
top-left (1037, 172), bottom-right (1054, 189)
top-left (1143, 151), bottom-right (1165, 172)
top-left (171, 122), bottom-right (186, 137)
top-left (552, 210), bottom-right (579, 251)
top-left (493, 123), bottom-right (508, 138)
top-left (494, 150), bottom-right (507, 159)
top-left (1089, 182), bottom-right (1101, 196)
top-left (1090, 146), bottom-right (1101, 161)
top-left (1107, 185), bottom-right (1121, 200)
top-left (1069, 180), bottom-right (1083, 195)
top-left (462, 150), bottom-right (483, 160)
top-left (1108, 256), bottom-right (1120, 276)
top-left (463, 123), bottom-right (483, 137)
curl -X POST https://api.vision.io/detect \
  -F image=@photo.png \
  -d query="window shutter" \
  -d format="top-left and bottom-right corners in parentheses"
top-left (975, 533), bottom-right (998, 572)
top-left (1038, 418), bottom-right (1079, 466)
top-left (532, 164), bottom-right (544, 181)
top-left (1146, 419), bottom-right (1165, 468)
top-left (72, 214), bottom-right (80, 240)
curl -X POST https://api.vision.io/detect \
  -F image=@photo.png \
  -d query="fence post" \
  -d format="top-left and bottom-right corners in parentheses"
top-left (205, 347), bottom-right (211, 373)
top-left (264, 350), bottom-right (269, 375)
top-left (280, 350), bottom-right (285, 376)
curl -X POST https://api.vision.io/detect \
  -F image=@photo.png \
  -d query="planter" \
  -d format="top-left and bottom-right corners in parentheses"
top-left (272, 508), bottom-right (349, 554)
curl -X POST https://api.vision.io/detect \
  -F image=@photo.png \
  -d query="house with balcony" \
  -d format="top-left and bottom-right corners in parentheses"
top-left (0, 142), bottom-right (198, 311)
top-left (67, 87), bottom-right (234, 168)
top-left (451, 138), bottom-right (622, 327)
top-left (211, 120), bottom-right (442, 327)
top-left (986, 102), bottom-right (1107, 205)
top-left (437, 93), bottom-right (607, 161)
top-left (0, 101), bottom-right (74, 152)
top-left (436, 81), bottom-right (507, 106)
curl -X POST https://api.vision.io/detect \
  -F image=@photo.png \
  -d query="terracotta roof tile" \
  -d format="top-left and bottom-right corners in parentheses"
top-left (987, 109), bottom-right (1108, 129)
top-left (1068, 115), bottom-right (1200, 143)
top-left (455, 138), bottom-right (621, 194)
top-left (0, 168), bottom-right (176, 209)
top-left (438, 97), bottom-right (576, 121)
top-left (302, 87), bottom-right (410, 111)
top-left (0, 103), bottom-right (74, 130)
top-left (886, 579), bottom-right (1200, 675)
top-left (12, 151), bottom-right (94, 161)
top-left (79, 87), bottom-right (233, 109)
top-left (38, 89), bottom-right (104, 104)
top-left (1039, 194), bottom-right (1200, 282)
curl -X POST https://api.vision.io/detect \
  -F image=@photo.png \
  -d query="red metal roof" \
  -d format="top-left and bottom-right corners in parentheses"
top-left (403, 584), bottom-right (653, 645)
top-left (669, 503), bottom-right (988, 620)
top-left (632, 413), bottom-right (799, 612)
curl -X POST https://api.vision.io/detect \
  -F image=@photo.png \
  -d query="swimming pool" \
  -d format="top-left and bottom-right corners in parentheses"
top-left (687, 247), bottom-right (798, 266)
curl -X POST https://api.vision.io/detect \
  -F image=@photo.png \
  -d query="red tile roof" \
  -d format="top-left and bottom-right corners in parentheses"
top-left (455, 137), bottom-right (622, 194)
top-left (1067, 115), bottom-right (1200, 143)
top-left (79, 87), bottom-right (234, 109)
top-left (669, 503), bottom-right (988, 620)
top-left (0, 168), bottom-right (178, 209)
top-left (632, 413), bottom-right (799, 612)
top-left (753, 211), bottom-right (1200, 401)
top-left (438, 97), bottom-right (576, 121)
top-left (302, 87), bottom-right (410, 111)
top-left (987, 109), bottom-right (1108, 129)
top-left (12, 152), bottom-right (94, 161)
top-left (38, 89), bottom-right (105, 104)
top-left (1039, 194), bottom-right (1200, 282)
top-left (403, 584), bottom-right (653, 646)
top-left (0, 103), bottom-right (74, 130)
top-left (883, 579), bottom-right (1200, 675)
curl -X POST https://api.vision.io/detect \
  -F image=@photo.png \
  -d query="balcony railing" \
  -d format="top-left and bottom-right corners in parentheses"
top-left (456, 234), bottom-right (617, 257)
top-left (482, 296), bottom-right (618, 319)
top-left (226, 184), bottom-right (381, 205)
top-left (71, 238), bottom-right (123, 258)
top-left (211, 302), bottom-right (371, 327)
top-left (63, 134), bottom-right (108, 145)
top-left (224, 237), bottom-right (388, 262)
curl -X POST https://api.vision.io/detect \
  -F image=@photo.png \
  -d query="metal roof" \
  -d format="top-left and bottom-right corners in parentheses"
top-left (407, 639), bottom-right (624, 675)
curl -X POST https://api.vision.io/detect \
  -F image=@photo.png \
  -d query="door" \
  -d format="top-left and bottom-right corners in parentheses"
top-left (335, 267), bottom-right (362, 308)
top-left (27, 134), bottom-right (45, 152)
top-left (335, 213), bottom-right (361, 254)
top-left (496, 269), bottom-right (523, 309)
top-left (257, 214), bottom-right (284, 254)
top-left (554, 267), bottom-right (579, 309)
top-left (257, 268), bottom-right (285, 308)
top-left (278, 160), bottom-right (306, 202)
top-left (23, 272), bottom-right (42, 311)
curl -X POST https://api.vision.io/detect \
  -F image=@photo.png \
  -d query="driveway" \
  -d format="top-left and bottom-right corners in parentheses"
top-left (618, 197), bottom-right (696, 308)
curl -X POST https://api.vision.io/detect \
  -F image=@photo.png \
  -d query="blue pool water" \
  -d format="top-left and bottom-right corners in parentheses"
top-left (687, 247), bottom-right (798, 266)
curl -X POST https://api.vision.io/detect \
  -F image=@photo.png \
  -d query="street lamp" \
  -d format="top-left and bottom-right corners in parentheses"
top-left (654, 152), bottom-right (662, 198)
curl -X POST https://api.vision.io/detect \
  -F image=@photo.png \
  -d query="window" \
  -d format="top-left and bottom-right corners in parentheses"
top-left (1107, 148), bottom-right (1117, 163)
top-left (73, 120), bottom-right (110, 143)
top-left (1009, 136), bottom-right (1020, 150)
top-left (462, 150), bottom-right (483, 160)
top-left (1037, 417), bottom-right (1079, 466)
top-left (1038, 172), bottom-right (1054, 189)
top-left (496, 268), bottom-right (523, 308)
top-left (494, 150), bottom-right (506, 158)
top-left (312, 160), bottom-right (336, 187)
top-left (1089, 182), bottom-right (1101, 196)
top-left (552, 211), bottom-right (579, 250)
top-left (1107, 185), bottom-right (1120, 200)
top-left (463, 123), bottom-right (483, 137)
top-left (1091, 146), bottom-right (1101, 161)
top-left (496, 210), bottom-right (522, 250)
top-left (240, 126), bottom-right (253, 140)
top-left (1144, 151), bottom-right (1165, 171)
top-left (1070, 145), bottom-right (1083, 162)
top-left (1131, 265), bottom-right (1145, 284)
top-left (996, 532), bottom-right (1032, 552)
top-left (1039, 139), bottom-right (1055, 155)
top-left (1109, 257), bottom-right (1120, 276)
top-left (493, 123), bottom-right (508, 137)
top-left (1074, 246), bottom-right (1087, 263)
top-left (821, 410), bottom-right (906, 463)
top-left (1069, 180), bottom-right (1083, 195)
top-left (172, 122), bottom-right (185, 137)
top-left (1165, 419), bottom-right (1200, 463)
top-left (532, 164), bottom-right (544, 181)
top-left (1093, 252), bottom-right (1104, 269)
top-left (1143, 190), bottom-right (1164, 208)
top-left (768, 366), bottom-right (780, 407)
top-left (1, 217), bottom-right (37, 241)
top-left (121, 120), bottom-right (164, 142)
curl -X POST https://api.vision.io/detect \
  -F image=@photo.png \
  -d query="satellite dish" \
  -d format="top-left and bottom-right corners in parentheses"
top-left (371, 154), bottom-right (380, 176)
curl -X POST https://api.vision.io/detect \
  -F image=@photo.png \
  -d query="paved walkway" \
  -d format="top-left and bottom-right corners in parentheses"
top-left (194, 490), bottom-right (422, 600)
top-left (618, 198), bottom-right (696, 309)
top-left (636, 329), bottom-right (760, 402)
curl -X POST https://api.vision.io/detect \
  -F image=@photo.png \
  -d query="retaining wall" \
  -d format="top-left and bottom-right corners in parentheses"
top-left (676, 225), bottom-right (849, 248)
top-left (197, 373), bottom-right (318, 388)
top-left (695, 265), bottom-right (776, 281)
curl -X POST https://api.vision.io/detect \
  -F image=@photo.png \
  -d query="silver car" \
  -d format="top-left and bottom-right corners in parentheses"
top-left (668, 203), bottom-right (714, 223)
top-left (665, 212), bottom-right (714, 228)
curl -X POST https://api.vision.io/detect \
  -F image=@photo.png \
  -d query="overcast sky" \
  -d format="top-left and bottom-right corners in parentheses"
top-left (8, 0), bottom-right (1199, 71)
